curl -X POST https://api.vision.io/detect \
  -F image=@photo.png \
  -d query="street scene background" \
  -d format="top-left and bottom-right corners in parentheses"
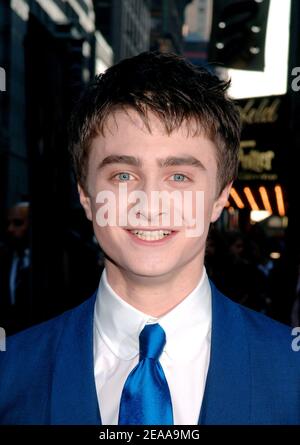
top-left (0, 0), bottom-right (300, 334)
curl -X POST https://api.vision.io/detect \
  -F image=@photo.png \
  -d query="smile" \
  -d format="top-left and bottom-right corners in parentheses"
top-left (125, 228), bottom-right (178, 245)
top-left (129, 229), bottom-right (171, 240)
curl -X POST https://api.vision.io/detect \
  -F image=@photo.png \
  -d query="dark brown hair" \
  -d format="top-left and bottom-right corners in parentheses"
top-left (69, 51), bottom-right (241, 194)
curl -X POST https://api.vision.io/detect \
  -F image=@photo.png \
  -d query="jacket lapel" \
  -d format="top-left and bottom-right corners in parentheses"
top-left (49, 282), bottom-right (252, 424)
top-left (50, 293), bottom-right (102, 425)
top-left (199, 283), bottom-right (252, 424)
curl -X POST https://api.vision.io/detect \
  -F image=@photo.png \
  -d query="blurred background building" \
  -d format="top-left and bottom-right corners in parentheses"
top-left (94, 0), bottom-right (151, 62)
top-left (182, 0), bottom-right (212, 66)
top-left (0, 0), bottom-right (299, 333)
top-left (0, 0), bottom-right (105, 332)
top-left (150, 0), bottom-right (190, 53)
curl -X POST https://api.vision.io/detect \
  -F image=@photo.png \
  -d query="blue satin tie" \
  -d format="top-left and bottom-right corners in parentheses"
top-left (118, 323), bottom-right (174, 425)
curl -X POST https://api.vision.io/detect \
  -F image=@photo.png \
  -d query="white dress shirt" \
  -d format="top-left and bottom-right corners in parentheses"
top-left (93, 267), bottom-right (212, 425)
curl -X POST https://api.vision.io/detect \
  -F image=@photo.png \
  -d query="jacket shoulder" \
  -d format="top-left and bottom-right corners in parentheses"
top-left (215, 287), bottom-right (300, 371)
top-left (0, 295), bottom-right (96, 410)
top-left (2, 294), bottom-right (95, 356)
top-left (238, 299), bottom-right (293, 346)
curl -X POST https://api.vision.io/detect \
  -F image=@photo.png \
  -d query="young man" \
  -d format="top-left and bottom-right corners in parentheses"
top-left (0, 52), bottom-right (299, 425)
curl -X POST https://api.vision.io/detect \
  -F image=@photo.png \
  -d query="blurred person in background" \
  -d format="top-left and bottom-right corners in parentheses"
top-left (0, 202), bottom-right (31, 334)
top-left (222, 231), bottom-right (270, 314)
top-left (204, 225), bottom-right (227, 289)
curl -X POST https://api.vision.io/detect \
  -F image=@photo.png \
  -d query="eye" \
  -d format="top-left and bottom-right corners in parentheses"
top-left (170, 173), bottom-right (189, 182)
top-left (113, 172), bottom-right (135, 181)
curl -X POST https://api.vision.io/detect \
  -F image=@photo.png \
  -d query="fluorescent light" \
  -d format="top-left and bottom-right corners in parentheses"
top-left (244, 187), bottom-right (259, 210)
top-left (270, 252), bottom-right (281, 259)
top-left (274, 185), bottom-right (285, 216)
top-left (259, 186), bottom-right (272, 213)
top-left (250, 210), bottom-right (271, 222)
top-left (230, 187), bottom-right (245, 209)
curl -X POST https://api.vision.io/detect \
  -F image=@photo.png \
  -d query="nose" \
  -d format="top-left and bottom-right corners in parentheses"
top-left (132, 179), bottom-right (170, 227)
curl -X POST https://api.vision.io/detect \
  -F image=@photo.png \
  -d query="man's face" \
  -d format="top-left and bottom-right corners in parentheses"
top-left (7, 205), bottom-right (29, 249)
top-left (79, 110), bottom-right (230, 280)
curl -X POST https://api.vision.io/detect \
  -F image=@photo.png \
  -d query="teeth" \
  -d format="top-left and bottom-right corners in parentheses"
top-left (130, 230), bottom-right (172, 241)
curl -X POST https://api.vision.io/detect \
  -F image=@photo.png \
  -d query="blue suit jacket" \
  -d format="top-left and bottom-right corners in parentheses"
top-left (0, 283), bottom-right (300, 425)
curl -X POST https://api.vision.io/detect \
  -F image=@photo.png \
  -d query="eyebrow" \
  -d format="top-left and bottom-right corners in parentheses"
top-left (97, 155), bottom-right (206, 171)
top-left (98, 155), bottom-right (141, 170)
top-left (158, 156), bottom-right (206, 170)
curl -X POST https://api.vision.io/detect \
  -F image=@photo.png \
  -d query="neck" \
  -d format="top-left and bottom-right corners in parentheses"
top-left (104, 257), bottom-right (204, 317)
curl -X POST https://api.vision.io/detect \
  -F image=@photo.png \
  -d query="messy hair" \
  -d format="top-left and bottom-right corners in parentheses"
top-left (69, 51), bottom-right (241, 194)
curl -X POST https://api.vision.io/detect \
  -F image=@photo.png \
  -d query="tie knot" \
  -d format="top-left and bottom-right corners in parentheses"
top-left (139, 324), bottom-right (166, 361)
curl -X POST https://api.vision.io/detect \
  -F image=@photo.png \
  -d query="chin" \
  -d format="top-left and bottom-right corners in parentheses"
top-left (121, 260), bottom-right (176, 279)
top-left (127, 270), bottom-right (174, 280)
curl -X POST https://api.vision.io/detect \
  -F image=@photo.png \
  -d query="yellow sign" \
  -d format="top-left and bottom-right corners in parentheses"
top-left (237, 98), bottom-right (280, 125)
top-left (239, 141), bottom-right (275, 173)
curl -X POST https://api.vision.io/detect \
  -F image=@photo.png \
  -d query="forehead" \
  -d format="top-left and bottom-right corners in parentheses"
top-left (102, 108), bottom-right (204, 138)
top-left (90, 109), bottom-right (217, 166)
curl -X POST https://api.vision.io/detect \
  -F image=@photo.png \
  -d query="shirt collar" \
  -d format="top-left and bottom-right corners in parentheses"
top-left (94, 268), bottom-right (211, 361)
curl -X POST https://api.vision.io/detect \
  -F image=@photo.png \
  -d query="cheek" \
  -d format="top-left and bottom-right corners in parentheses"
top-left (194, 176), bottom-right (217, 208)
top-left (179, 187), bottom-right (215, 234)
top-left (178, 231), bottom-right (208, 261)
top-left (92, 223), bottom-right (120, 255)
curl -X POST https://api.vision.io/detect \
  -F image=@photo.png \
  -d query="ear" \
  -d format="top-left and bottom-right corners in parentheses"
top-left (78, 183), bottom-right (92, 221)
top-left (210, 182), bottom-right (232, 223)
